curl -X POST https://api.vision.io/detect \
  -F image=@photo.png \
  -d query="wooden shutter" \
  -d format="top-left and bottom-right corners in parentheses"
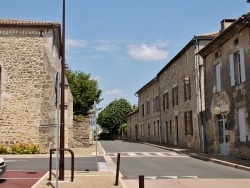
top-left (229, 54), bottom-right (235, 86)
top-left (239, 48), bottom-right (246, 82)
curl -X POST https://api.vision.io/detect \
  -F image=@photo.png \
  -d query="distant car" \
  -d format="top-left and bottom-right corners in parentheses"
top-left (0, 157), bottom-right (6, 175)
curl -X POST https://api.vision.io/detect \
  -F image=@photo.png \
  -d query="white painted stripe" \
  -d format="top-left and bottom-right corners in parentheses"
top-left (180, 176), bottom-right (198, 179)
top-left (127, 152), bottom-right (137, 156)
top-left (97, 162), bottom-right (109, 171)
top-left (161, 176), bottom-right (178, 179)
top-left (155, 152), bottom-right (165, 156)
top-left (144, 176), bottom-right (157, 180)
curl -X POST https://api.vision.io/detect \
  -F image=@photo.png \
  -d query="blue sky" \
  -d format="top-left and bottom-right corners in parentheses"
top-left (1, 1), bottom-right (250, 109)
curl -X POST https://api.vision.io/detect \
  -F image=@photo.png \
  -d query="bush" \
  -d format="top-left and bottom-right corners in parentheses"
top-left (11, 143), bottom-right (40, 154)
top-left (0, 145), bottom-right (8, 154)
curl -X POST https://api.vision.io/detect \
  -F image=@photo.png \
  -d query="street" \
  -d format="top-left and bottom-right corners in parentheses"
top-left (100, 140), bottom-right (250, 187)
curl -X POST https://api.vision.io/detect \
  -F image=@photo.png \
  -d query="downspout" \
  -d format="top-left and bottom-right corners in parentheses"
top-left (193, 37), bottom-right (203, 152)
top-left (157, 77), bottom-right (162, 144)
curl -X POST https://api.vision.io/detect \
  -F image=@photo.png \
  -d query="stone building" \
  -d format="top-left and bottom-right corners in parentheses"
top-left (134, 78), bottom-right (160, 143)
top-left (0, 19), bottom-right (73, 153)
top-left (126, 109), bottom-right (139, 142)
top-left (198, 13), bottom-right (250, 159)
top-left (156, 33), bottom-right (218, 151)
top-left (130, 33), bottom-right (218, 151)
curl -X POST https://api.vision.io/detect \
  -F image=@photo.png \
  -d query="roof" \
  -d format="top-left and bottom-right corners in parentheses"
top-left (0, 19), bottom-right (60, 28)
top-left (134, 32), bottom-right (218, 96)
top-left (198, 12), bottom-right (250, 57)
top-left (157, 32), bottom-right (218, 76)
top-left (135, 77), bottom-right (157, 95)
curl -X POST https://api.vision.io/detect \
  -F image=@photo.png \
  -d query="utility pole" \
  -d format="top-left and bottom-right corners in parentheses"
top-left (59, 0), bottom-right (66, 181)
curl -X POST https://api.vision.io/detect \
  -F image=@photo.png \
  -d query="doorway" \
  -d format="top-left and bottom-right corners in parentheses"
top-left (135, 125), bottom-right (139, 141)
top-left (218, 114), bottom-right (228, 155)
top-left (147, 123), bottom-right (150, 142)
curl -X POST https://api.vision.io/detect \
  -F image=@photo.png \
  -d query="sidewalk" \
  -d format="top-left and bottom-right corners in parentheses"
top-left (32, 142), bottom-right (124, 188)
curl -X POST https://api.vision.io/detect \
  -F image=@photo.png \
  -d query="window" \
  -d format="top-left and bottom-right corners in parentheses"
top-left (229, 48), bottom-right (246, 86)
top-left (153, 95), bottom-right (160, 112)
top-left (157, 120), bottom-right (160, 135)
top-left (238, 108), bottom-right (246, 142)
top-left (184, 77), bottom-right (191, 101)
top-left (215, 62), bottom-right (221, 92)
top-left (154, 121), bottom-right (156, 136)
top-left (172, 86), bottom-right (178, 106)
top-left (163, 92), bottom-right (169, 110)
top-left (184, 110), bottom-right (193, 136)
top-left (146, 101), bottom-right (150, 115)
top-left (141, 103), bottom-right (145, 117)
top-left (169, 120), bottom-right (172, 135)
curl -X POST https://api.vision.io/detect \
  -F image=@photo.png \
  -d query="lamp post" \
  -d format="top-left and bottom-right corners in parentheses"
top-left (59, 0), bottom-right (66, 181)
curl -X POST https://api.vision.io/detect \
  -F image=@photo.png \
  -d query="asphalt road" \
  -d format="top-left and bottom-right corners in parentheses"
top-left (100, 140), bottom-right (250, 179)
top-left (4, 156), bottom-right (105, 171)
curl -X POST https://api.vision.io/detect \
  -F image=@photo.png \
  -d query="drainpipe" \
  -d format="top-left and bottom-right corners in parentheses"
top-left (157, 77), bottom-right (162, 144)
top-left (193, 37), bottom-right (204, 152)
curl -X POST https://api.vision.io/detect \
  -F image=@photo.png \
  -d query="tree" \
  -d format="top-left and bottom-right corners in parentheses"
top-left (66, 68), bottom-right (102, 115)
top-left (97, 98), bottom-right (133, 134)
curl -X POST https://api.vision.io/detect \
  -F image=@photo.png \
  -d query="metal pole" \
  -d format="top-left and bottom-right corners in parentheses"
top-left (56, 72), bottom-right (60, 187)
top-left (94, 101), bottom-right (98, 170)
top-left (59, 0), bottom-right (66, 180)
top-left (139, 175), bottom-right (144, 188)
top-left (114, 153), bottom-right (120, 186)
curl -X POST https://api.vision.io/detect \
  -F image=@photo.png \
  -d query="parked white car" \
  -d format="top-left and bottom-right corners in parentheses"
top-left (0, 157), bottom-right (6, 175)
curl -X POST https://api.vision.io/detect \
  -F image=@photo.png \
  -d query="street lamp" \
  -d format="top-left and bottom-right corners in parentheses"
top-left (59, 0), bottom-right (66, 181)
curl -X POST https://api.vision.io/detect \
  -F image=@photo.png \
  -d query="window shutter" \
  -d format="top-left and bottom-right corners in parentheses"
top-left (216, 63), bottom-right (221, 92)
top-left (229, 54), bottom-right (235, 86)
top-left (184, 80), bottom-right (187, 101)
top-left (184, 112), bottom-right (187, 136)
top-left (188, 79), bottom-right (191, 100)
top-left (239, 48), bottom-right (246, 82)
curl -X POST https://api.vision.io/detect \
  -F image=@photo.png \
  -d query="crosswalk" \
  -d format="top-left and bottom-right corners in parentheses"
top-left (106, 152), bottom-right (187, 158)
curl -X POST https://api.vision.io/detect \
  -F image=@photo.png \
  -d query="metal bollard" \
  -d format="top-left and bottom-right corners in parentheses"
top-left (114, 153), bottom-right (121, 186)
top-left (139, 175), bottom-right (144, 188)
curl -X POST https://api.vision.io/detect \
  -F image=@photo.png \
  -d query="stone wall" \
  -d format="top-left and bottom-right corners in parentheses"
top-left (70, 118), bottom-right (90, 148)
top-left (0, 20), bottom-right (73, 153)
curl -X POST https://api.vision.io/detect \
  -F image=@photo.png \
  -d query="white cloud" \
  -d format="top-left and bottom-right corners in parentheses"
top-left (105, 89), bottom-right (123, 96)
top-left (66, 39), bottom-right (88, 50)
top-left (95, 44), bottom-right (119, 52)
top-left (128, 43), bottom-right (169, 62)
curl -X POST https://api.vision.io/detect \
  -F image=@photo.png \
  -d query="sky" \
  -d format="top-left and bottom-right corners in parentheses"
top-left (1, 0), bottom-right (250, 109)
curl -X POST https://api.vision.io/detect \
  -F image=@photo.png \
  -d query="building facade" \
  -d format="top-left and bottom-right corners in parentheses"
top-left (128, 32), bottom-right (218, 151)
top-left (199, 14), bottom-right (250, 159)
top-left (0, 19), bottom-right (73, 153)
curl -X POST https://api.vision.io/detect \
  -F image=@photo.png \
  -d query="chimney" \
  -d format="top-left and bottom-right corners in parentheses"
top-left (220, 19), bottom-right (236, 32)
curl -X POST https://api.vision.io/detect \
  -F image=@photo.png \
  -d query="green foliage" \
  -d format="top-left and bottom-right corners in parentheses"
top-left (11, 143), bottom-right (40, 154)
top-left (97, 98), bottom-right (133, 134)
top-left (0, 145), bottom-right (8, 154)
top-left (66, 68), bottom-right (102, 115)
top-left (119, 123), bottom-right (127, 135)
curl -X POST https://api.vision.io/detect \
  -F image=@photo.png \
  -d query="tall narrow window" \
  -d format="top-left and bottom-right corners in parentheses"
top-left (157, 120), bottom-right (160, 135)
top-left (184, 110), bottom-right (193, 136)
top-left (215, 62), bottom-right (221, 92)
top-left (169, 120), bottom-right (172, 135)
top-left (163, 92), bottom-right (169, 110)
top-left (172, 86), bottom-right (178, 106)
top-left (146, 101), bottom-right (150, 115)
top-left (238, 108), bottom-right (246, 142)
top-left (141, 103), bottom-right (145, 117)
top-left (184, 76), bottom-right (191, 101)
top-left (154, 121), bottom-right (156, 136)
top-left (229, 48), bottom-right (246, 86)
